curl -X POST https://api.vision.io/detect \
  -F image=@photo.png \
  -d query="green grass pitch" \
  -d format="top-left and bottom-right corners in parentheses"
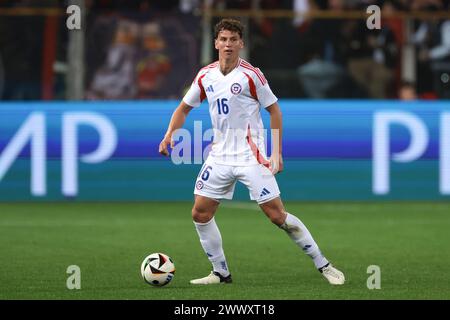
top-left (0, 201), bottom-right (449, 300)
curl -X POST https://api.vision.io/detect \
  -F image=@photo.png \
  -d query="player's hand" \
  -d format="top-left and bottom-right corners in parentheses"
top-left (270, 154), bottom-right (283, 175)
top-left (159, 135), bottom-right (174, 157)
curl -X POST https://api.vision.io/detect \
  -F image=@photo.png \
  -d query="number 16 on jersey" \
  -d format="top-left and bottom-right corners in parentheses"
top-left (216, 98), bottom-right (229, 115)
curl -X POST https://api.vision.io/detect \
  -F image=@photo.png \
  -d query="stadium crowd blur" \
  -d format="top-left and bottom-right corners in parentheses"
top-left (0, 0), bottom-right (449, 100)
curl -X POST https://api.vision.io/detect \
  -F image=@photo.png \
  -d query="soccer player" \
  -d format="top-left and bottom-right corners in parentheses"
top-left (159, 18), bottom-right (345, 285)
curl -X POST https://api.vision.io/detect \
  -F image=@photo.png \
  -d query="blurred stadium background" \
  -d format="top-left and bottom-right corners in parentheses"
top-left (0, 0), bottom-right (450, 300)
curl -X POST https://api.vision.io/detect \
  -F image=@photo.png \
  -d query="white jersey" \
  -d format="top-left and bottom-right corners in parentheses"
top-left (183, 58), bottom-right (278, 166)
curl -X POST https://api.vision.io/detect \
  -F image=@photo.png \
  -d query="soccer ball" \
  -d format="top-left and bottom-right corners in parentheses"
top-left (140, 253), bottom-right (175, 287)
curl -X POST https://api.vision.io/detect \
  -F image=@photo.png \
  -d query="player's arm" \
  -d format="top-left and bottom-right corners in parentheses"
top-left (159, 101), bottom-right (193, 157)
top-left (266, 102), bottom-right (283, 174)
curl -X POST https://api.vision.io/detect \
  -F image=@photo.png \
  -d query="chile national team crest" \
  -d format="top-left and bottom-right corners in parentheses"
top-left (196, 181), bottom-right (204, 190)
top-left (230, 83), bottom-right (242, 95)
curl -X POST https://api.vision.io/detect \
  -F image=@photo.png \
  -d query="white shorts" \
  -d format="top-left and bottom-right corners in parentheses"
top-left (193, 157), bottom-right (281, 204)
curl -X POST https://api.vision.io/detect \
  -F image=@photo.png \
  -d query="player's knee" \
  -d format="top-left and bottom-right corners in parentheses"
top-left (260, 201), bottom-right (286, 226)
top-left (191, 206), bottom-right (213, 223)
top-left (269, 211), bottom-right (286, 226)
top-left (262, 207), bottom-right (285, 226)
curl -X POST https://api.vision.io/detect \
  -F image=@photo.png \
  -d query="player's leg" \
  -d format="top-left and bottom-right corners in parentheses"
top-left (238, 164), bottom-right (345, 285)
top-left (191, 195), bottom-right (231, 282)
top-left (259, 197), bottom-right (328, 269)
top-left (190, 161), bottom-right (235, 284)
top-left (259, 196), bottom-right (345, 285)
top-left (259, 197), bottom-right (328, 268)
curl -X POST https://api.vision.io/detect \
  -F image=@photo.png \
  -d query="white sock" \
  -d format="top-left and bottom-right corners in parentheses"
top-left (280, 212), bottom-right (329, 269)
top-left (193, 217), bottom-right (230, 277)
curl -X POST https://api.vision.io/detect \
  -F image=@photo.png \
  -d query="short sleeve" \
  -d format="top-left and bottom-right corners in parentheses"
top-left (182, 72), bottom-right (206, 108)
top-left (257, 81), bottom-right (278, 108)
top-left (241, 65), bottom-right (278, 108)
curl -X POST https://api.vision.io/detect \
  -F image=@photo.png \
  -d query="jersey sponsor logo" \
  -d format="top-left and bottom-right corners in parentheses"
top-left (230, 83), bottom-right (242, 95)
top-left (205, 85), bottom-right (214, 93)
top-left (196, 180), bottom-right (204, 190)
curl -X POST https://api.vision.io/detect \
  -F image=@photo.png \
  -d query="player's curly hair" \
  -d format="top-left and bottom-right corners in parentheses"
top-left (214, 18), bottom-right (244, 39)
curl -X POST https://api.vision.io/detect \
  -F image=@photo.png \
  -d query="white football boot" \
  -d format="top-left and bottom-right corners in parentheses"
top-left (319, 264), bottom-right (345, 285)
top-left (190, 271), bottom-right (232, 285)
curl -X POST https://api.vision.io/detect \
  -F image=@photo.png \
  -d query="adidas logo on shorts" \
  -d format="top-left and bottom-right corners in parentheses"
top-left (260, 188), bottom-right (271, 197)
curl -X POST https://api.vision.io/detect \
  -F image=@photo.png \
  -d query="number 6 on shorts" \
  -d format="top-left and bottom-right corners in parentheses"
top-left (201, 166), bottom-right (212, 181)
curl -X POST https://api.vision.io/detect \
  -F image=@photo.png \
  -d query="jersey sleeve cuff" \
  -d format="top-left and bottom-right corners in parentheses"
top-left (262, 97), bottom-right (278, 108)
top-left (182, 98), bottom-right (200, 108)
